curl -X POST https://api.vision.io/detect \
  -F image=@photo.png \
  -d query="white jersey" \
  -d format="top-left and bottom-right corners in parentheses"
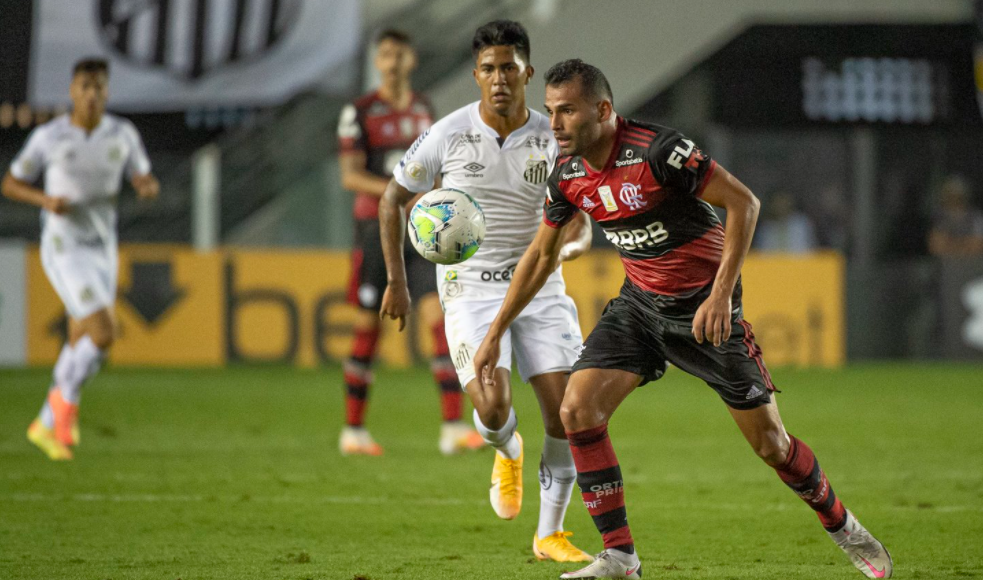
top-left (10, 113), bottom-right (151, 244)
top-left (394, 101), bottom-right (564, 301)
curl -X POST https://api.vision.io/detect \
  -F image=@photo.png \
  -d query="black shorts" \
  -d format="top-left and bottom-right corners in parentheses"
top-left (347, 219), bottom-right (438, 310)
top-left (572, 280), bottom-right (777, 410)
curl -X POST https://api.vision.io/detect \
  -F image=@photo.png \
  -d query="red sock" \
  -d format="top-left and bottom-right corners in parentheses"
top-left (343, 327), bottom-right (380, 427)
top-left (431, 321), bottom-right (462, 422)
top-left (776, 435), bottom-right (847, 531)
top-left (567, 424), bottom-right (634, 553)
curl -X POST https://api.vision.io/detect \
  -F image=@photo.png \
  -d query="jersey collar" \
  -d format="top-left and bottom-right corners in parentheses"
top-left (469, 101), bottom-right (536, 147)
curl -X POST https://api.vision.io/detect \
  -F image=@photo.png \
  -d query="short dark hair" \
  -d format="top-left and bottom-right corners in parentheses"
top-left (545, 59), bottom-right (613, 105)
top-left (472, 20), bottom-right (530, 63)
top-left (375, 28), bottom-right (412, 47)
top-left (73, 58), bottom-right (109, 77)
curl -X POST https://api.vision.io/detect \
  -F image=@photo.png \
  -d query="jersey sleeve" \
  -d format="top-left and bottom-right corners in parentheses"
top-left (337, 103), bottom-right (366, 154)
top-left (392, 126), bottom-right (444, 193)
top-left (123, 121), bottom-right (152, 178)
top-left (9, 126), bottom-right (48, 183)
top-left (543, 176), bottom-right (578, 228)
top-left (647, 130), bottom-right (716, 197)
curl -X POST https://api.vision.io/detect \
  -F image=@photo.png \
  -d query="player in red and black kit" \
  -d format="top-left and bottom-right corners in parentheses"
top-left (337, 29), bottom-right (482, 456)
top-left (474, 59), bottom-right (893, 579)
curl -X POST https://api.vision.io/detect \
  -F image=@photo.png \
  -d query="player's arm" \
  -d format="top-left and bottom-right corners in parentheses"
top-left (558, 210), bottom-right (592, 262)
top-left (378, 178), bottom-right (416, 330)
top-left (693, 166), bottom-right (760, 347)
top-left (124, 122), bottom-right (158, 201)
top-left (131, 173), bottom-right (159, 200)
top-left (474, 221), bottom-right (566, 387)
top-left (1, 171), bottom-right (69, 214)
top-left (339, 152), bottom-right (389, 197)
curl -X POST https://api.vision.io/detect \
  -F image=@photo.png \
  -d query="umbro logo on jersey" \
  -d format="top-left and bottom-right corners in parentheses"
top-left (581, 197), bottom-right (597, 209)
top-left (463, 162), bottom-right (485, 176)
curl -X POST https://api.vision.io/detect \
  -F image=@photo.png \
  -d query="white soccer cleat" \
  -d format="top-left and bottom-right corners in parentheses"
top-left (560, 548), bottom-right (641, 579)
top-left (438, 421), bottom-right (485, 455)
top-left (828, 510), bottom-right (893, 578)
top-left (338, 426), bottom-right (383, 456)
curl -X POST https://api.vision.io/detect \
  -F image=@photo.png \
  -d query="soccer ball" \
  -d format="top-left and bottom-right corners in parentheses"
top-left (407, 188), bottom-right (485, 265)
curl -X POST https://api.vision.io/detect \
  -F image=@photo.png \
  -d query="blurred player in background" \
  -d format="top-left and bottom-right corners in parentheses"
top-left (336, 29), bottom-right (483, 456)
top-left (475, 59), bottom-right (892, 579)
top-left (2, 58), bottom-right (159, 461)
top-left (379, 21), bottom-right (594, 563)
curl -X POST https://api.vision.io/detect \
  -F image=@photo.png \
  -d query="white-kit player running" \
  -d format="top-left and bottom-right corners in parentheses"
top-left (2, 58), bottom-right (159, 461)
top-left (379, 20), bottom-right (594, 563)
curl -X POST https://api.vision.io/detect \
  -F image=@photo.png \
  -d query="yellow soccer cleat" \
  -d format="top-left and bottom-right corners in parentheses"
top-left (489, 432), bottom-right (523, 519)
top-left (27, 419), bottom-right (73, 461)
top-left (534, 531), bottom-right (595, 563)
top-left (47, 388), bottom-right (79, 447)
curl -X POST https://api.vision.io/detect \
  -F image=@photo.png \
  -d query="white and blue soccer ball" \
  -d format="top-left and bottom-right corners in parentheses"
top-left (407, 188), bottom-right (485, 265)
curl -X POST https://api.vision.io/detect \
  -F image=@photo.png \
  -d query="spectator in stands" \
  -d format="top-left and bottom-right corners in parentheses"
top-left (928, 175), bottom-right (983, 258)
top-left (754, 190), bottom-right (817, 253)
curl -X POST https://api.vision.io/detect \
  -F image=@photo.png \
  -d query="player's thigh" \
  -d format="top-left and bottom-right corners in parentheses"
top-left (510, 294), bottom-right (583, 383)
top-left (40, 237), bottom-right (114, 321)
top-left (347, 220), bottom-right (387, 311)
top-left (664, 318), bottom-right (777, 410)
top-left (443, 298), bottom-right (512, 388)
top-left (562, 367), bottom-right (644, 431)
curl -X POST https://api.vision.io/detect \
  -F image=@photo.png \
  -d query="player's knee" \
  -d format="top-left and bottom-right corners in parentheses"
top-left (559, 396), bottom-right (604, 433)
top-left (89, 328), bottom-right (115, 349)
top-left (472, 391), bottom-right (511, 430)
top-left (752, 433), bottom-right (789, 467)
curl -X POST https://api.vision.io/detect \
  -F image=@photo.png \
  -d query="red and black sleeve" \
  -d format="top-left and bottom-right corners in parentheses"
top-left (646, 129), bottom-right (716, 198)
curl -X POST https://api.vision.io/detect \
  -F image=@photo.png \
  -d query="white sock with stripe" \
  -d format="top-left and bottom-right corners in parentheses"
top-left (537, 434), bottom-right (576, 538)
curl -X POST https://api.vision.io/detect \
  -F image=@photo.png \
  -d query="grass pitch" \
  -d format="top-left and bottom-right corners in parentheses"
top-left (0, 363), bottom-right (981, 580)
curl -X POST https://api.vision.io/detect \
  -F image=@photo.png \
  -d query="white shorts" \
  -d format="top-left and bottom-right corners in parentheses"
top-left (40, 233), bottom-right (117, 320)
top-left (444, 293), bottom-right (583, 387)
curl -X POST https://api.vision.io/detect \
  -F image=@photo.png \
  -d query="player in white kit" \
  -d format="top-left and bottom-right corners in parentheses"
top-left (378, 21), bottom-right (594, 562)
top-left (1, 59), bottom-right (159, 461)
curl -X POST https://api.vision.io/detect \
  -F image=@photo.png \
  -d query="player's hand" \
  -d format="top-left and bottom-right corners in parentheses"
top-left (43, 196), bottom-right (70, 215)
top-left (474, 335), bottom-right (502, 389)
top-left (379, 283), bottom-right (411, 331)
top-left (692, 291), bottom-right (732, 348)
top-left (133, 174), bottom-right (160, 201)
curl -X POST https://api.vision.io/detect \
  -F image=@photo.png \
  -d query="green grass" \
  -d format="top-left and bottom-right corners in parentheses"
top-left (0, 363), bottom-right (981, 580)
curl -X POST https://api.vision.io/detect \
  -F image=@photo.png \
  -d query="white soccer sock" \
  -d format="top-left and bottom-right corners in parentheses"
top-left (537, 434), bottom-right (576, 538)
top-left (58, 336), bottom-right (105, 404)
top-left (39, 344), bottom-right (76, 426)
top-left (473, 407), bottom-right (521, 459)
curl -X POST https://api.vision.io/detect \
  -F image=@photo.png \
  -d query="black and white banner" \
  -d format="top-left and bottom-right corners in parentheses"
top-left (29, 0), bottom-right (360, 111)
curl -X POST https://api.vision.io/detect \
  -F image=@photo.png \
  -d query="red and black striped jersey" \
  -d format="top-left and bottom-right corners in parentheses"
top-left (545, 117), bottom-right (735, 307)
top-left (338, 91), bottom-right (434, 220)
